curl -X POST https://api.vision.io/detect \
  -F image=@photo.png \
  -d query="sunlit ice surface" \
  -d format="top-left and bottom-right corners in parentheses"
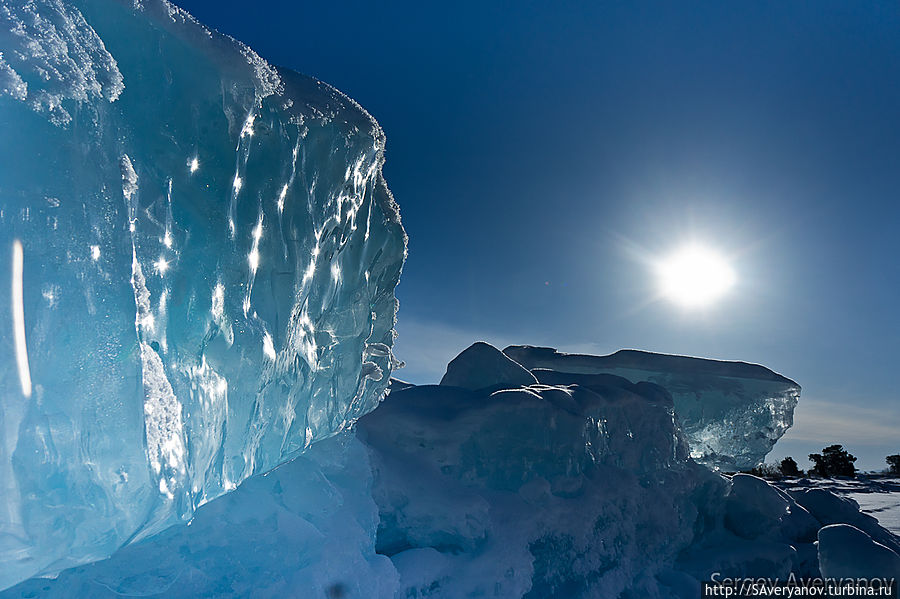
top-left (0, 0), bottom-right (406, 590)
top-left (657, 244), bottom-right (736, 307)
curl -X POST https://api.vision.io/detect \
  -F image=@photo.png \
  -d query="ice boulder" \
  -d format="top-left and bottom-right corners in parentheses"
top-left (724, 474), bottom-right (789, 539)
top-left (503, 346), bottom-right (800, 470)
top-left (777, 498), bottom-right (821, 545)
top-left (817, 524), bottom-right (900, 578)
top-left (439, 341), bottom-right (538, 390)
top-left (358, 378), bottom-right (711, 597)
top-left (0, 0), bottom-right (405, 590)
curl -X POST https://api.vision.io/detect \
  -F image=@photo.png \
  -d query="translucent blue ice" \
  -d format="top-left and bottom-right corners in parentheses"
top-left (0, 0), bottom-right (405, 589)
top-left (3, 344), bottom-right (896, 597)
top-left (503, 346), bottom-right (801, 470)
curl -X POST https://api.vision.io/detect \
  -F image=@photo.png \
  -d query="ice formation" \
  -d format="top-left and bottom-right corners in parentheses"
top-left (439, 341), bottom-right (538, 390)
top-left (0, 0), bottom-right (405, 590)
top-left (503, 345), bottom-right (801, 470)
top-left (5, 342), bottom-right (897, 598)
top-left (1, 0), bottom-right (896, 595)
top-left (3, 434), bottom-right (400, 598)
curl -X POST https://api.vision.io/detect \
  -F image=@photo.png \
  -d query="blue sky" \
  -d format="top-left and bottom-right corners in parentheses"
top-left (177, 0), bottom-right (899, 470)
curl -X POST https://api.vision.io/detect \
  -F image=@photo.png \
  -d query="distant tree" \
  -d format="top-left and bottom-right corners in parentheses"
top-left (808, 445), bottom-right (857, 478)
top-left (779, 457), bottom-right (802, 477)
top-left (741, 463), bottom-right (780, 479)
top-left (887, 454), bottom-right (900, 475)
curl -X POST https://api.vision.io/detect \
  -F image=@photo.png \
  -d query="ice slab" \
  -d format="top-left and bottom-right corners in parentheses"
top-left (439, 342), bottom-right (537, 390)
top-left (0, 0), bottom-right (405, 589)
top-left (503, 345), bottom-right (800, 470)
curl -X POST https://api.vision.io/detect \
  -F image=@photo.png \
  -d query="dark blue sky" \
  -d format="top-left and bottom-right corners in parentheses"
top-left (176, 0), bottom-right (899, 470)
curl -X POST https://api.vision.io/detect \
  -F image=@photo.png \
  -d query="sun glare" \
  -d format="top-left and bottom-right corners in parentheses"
top-left (657, 245), bottom-right (736, 308)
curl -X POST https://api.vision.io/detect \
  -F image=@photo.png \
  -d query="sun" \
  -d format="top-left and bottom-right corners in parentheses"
top-left (657, 245), bottom-right (736, 308)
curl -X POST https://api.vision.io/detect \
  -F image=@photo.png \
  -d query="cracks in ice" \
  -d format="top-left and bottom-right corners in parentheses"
top-left (122, 154), bottom-right (187, 503)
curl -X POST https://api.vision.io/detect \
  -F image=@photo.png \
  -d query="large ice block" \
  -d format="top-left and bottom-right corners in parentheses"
top-left (503, 346), bottom-right (800, 470)
top-left (0, 0), bottom-right (405, 589)
top-left (3, 344), bottom-right (895, 597)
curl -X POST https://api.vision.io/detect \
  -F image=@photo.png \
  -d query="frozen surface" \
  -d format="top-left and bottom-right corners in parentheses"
top-left (3, 343), bottom-right (898, 597)
top-left (0, 0), bottom-right (405, 590)
top-left (504, 345), bottom-right (800, 470)
top-left (853, 492), bottom-right (900, 537)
